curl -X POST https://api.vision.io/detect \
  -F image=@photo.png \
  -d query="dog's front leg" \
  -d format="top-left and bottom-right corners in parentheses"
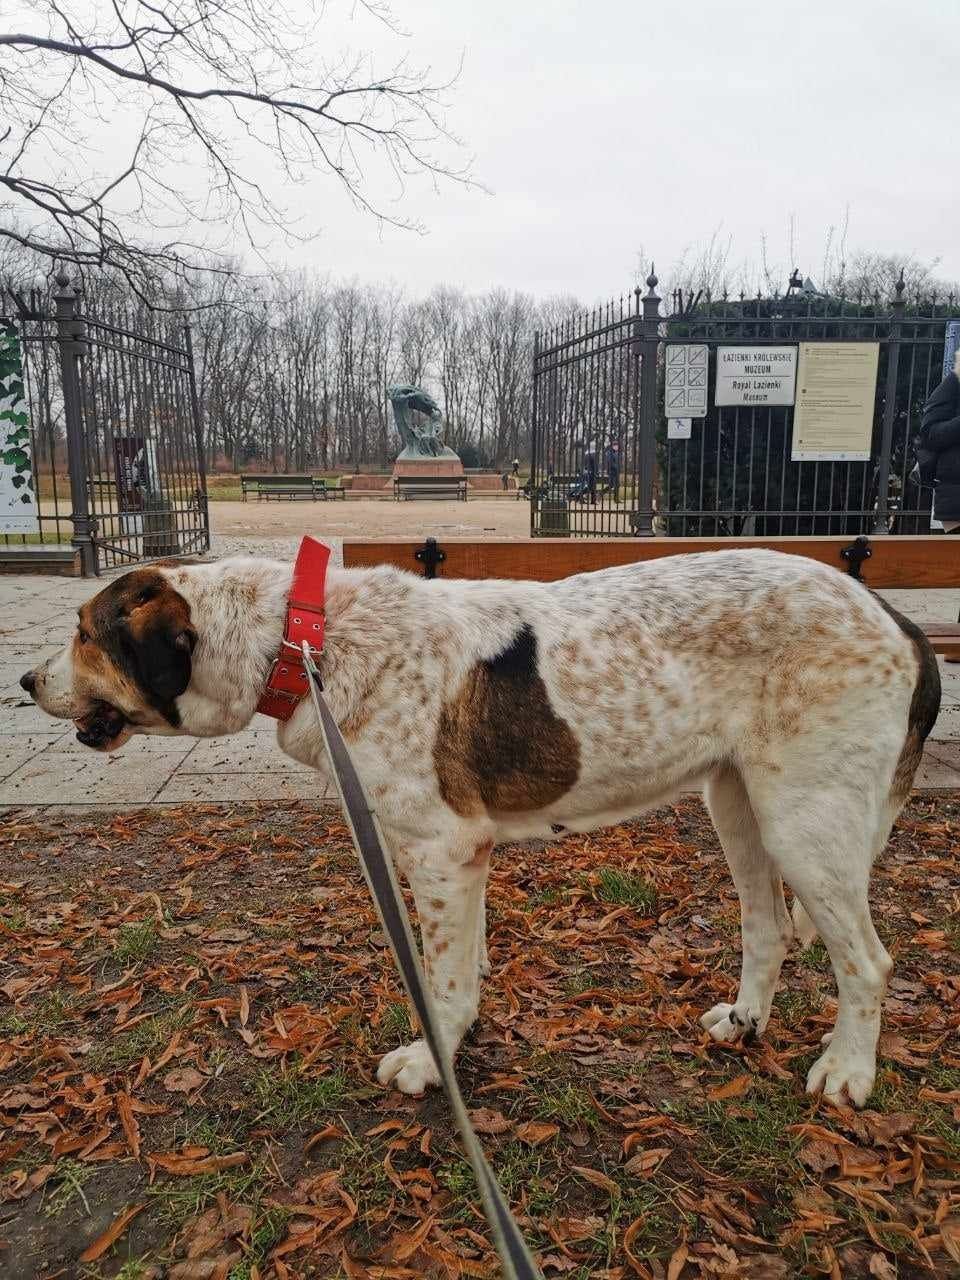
top-left (377, 844), bottom-right (490, 1096)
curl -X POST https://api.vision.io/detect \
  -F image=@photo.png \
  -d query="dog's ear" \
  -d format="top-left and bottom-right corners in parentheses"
top-left (122, 584), bottom-right (197, 704)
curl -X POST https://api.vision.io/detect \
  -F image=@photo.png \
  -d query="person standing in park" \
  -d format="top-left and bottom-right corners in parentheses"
top-left (920, 350), bottom-right (960, 532)
top-left (604, 442), bottom-right (621, 497)
top-left (583, 443), bottom-right (598, 504)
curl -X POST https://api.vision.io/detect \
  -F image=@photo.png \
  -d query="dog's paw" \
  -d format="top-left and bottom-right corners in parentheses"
top-left (806, 1045), bottom-right (875, 1108)
top-left (377, 1040), bottom-right (441, 1095)
top-left (700, 1001), bottom-right (762, 1044)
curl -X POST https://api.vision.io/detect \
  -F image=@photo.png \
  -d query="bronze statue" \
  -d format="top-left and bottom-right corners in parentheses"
top-left (388, 385), bottom-right (459, 461)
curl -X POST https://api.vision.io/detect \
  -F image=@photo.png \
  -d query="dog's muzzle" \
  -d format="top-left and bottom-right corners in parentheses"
top-left (74, 703), bottom-right (129, 749)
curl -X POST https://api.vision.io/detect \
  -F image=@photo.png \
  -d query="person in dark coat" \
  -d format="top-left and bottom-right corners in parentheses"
top-left (921, 350), bottom-right (960, 531)
top-left (583, 444), bottom-right (598, 504)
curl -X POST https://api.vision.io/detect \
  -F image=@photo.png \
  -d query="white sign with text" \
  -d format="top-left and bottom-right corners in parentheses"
top-left (715, 346), bottom-right (797, 407)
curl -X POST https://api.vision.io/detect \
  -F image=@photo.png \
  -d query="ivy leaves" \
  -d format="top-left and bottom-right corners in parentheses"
top-left (0, 322), bottom-right (36, 505)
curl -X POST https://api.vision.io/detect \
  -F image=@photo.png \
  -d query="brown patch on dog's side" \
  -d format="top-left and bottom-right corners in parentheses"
top-left (434, 624), bottom-right (580, 817)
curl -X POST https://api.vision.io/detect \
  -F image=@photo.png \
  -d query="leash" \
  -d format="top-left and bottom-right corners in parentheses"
top-left (299, 641), bottom-right (543, 1280)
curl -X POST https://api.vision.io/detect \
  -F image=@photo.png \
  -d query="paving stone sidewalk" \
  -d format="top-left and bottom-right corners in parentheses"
top-left (1, 541), bottom-right (958, 808)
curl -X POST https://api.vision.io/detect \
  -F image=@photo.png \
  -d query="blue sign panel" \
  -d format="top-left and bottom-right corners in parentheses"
top-left (944, 321), bottom-right (960, 379)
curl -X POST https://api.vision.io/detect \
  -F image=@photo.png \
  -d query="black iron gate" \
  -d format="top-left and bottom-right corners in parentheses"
top-left (2, 273), bottom-right (209, 574)
top-left (530, 270), bottom-right (960, 537)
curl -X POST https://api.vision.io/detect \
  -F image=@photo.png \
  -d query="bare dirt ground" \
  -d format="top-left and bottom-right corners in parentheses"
top-left (209, 498), bottom-right (531, 542)
top-left (1, 798), bottom-right (958, 1279)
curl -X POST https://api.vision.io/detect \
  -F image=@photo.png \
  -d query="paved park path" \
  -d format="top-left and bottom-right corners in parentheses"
top-left (2, 514), bottom-right (958, 808)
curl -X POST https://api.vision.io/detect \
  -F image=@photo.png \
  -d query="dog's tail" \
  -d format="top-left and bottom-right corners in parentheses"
top-left (873, 596), bottom-right (942, 803)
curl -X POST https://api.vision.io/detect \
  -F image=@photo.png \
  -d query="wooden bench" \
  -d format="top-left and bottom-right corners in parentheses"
top-left (393, 476), bottom-right (467, 501)
top-left (921, 624), bottom-right (960, 660)
top-left (241, 475), bottom-right (343, 501)
top-left (342, 535), bottom-right (960, 660)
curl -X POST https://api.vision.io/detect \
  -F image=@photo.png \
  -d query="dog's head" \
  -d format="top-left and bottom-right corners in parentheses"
top-left (20, 568), bottom-right (197, 751)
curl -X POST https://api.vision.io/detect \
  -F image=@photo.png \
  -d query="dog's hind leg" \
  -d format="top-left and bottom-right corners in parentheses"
top-left (700, 765), bottom-right (793, 1044)
top-left (745, 768), bottom-right (893, 1108)
top-left (377, 840), bottom-right (490, 1095)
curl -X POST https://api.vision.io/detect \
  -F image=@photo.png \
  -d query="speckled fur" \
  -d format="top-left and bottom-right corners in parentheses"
top-left (24, 548), bottom-right (938, 1107)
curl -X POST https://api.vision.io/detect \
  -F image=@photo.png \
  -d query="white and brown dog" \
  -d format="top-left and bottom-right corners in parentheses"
top-left (20, 547), bottom-right (940, 1107)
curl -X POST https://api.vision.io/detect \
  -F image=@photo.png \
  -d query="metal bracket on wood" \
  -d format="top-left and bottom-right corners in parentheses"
top-left (840, 534), bottom-right (872, 582)
top-left (414, 537), bottom-right (446, 579)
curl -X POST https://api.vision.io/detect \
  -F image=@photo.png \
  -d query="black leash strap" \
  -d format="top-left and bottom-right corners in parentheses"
top-left (300, 645), bottom-right (542, 1280)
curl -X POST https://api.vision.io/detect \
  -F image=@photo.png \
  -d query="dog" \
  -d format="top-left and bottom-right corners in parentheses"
top-left (19, 547), bottom-right (940, 1107)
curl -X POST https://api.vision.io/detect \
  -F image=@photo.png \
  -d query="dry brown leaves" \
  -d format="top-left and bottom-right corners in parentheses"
top-left (0, 796), bottom-right (957, 1279)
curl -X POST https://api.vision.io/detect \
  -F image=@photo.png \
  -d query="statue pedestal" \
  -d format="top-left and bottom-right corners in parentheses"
top-left (391, 457), bottom-right (465, 483)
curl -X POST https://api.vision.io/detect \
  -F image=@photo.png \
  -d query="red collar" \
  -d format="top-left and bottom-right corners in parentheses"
top-left (256, 537), bottom-right (331, 721)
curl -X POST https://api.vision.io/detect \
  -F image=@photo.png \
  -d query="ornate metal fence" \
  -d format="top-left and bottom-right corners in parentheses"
top-left (530, 272), bottom-right (960, 537)
top-left (2, 275), bottom-right (209, 574)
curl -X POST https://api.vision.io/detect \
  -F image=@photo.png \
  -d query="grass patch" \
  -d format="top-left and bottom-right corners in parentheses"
top-left (527, 885), bottom-right (563, 909)
top-left (562, 969), bottom-right (597, 996)
top-left (113, 920), bottom-right (159, 964)
top-left (89, 1006), bottom-right (187, 1070)
top-left (338, 1136), bottom-right (395, 1219)
top-left (289, 965), bottom-right (335, 1005)
top-left (492, 1142), bottom-right (557, 1216)
top-left (0, 906), bottom-right (29, 933)
top-left (115, 1263), bottom-right (152, 1280)
top-left (692, 1086), bottom-right (804, 1179)
top-left (532, 1083), bottom-right (598, 1131)
top-left (43, 1159), bottom-right (99, 1218)
top-left (592, 867), bottom-right (657, 912)
top-left (0, 1010), bottom-right (31, 1037)
top-left (773, 986), bottom-right (824, 1024)
top-left (147, 1160), bottom-right (267, 1227)
top-left (226, 1206), bottom-right (291, 1279)
top-left (253, 1063), bottom-right (348, 1127)
top-left (798, 939), bottom-right (830, 972)
top-left (378, 1001), bottom-right (411, 1045)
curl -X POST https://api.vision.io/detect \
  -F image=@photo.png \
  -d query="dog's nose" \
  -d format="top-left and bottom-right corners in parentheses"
top-left (19, 670), bottom-right (37, 695)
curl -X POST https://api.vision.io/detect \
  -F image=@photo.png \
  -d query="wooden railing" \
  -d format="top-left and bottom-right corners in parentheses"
top-left (342, 535), bottom-right (960, 590)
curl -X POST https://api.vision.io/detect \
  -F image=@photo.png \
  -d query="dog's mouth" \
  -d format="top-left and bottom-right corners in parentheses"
top-left (74, 702), bottom-right (130, 751)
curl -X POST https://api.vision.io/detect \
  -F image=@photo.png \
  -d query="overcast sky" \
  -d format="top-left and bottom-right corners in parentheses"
top-left (273, 0), bottom-right (959, 301)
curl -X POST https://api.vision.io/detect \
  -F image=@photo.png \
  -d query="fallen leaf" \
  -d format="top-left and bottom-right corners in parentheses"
top-left (163, 1067), bottom-right (207, 1094)
top-left (305, 1125), bottom-right (346, 1152)
top-left (116, 1090), bottom-right (141, 1160)
top-left (705, 1073), bottom-right (753, 1102)
top-left (868, 1253), bottom-right (897, 1279)
top-left (667, 1243), bottom-right (689, 1280)
top-left (623, 1146), bottom-right (670, 1177)
top-left (78, 1202), bottom-right (146, 1262)
top-left (149, 1151), bottom-right (248, 1176)
top-left (514, 1121), bottom-right (559, 1147)
top-left (941, 1220), bottom-right (960, 1264)
top-left (571, 1165), bottom-right (620, 1196)
top-left (799, 1140), bottom-right (841, 1174)
top-left (468, 1108), bottom-right (512, 1135)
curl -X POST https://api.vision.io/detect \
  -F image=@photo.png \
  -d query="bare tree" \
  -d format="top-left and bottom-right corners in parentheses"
top-left (0, 1), bottom-right (466, 299)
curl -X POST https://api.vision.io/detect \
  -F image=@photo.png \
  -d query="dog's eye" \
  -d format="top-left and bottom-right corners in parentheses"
top-left (77, 628), bottom-right (89, 644)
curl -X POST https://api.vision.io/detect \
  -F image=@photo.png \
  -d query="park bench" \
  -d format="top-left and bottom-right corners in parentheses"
top-left (519, 473), bottom-right (612, 502)
top-left (240, 475), bottom-right (344, 501)
top-left (342, 534), bottom-right (960, 660)
top-left (393, 475), bottom-right (467, 501)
